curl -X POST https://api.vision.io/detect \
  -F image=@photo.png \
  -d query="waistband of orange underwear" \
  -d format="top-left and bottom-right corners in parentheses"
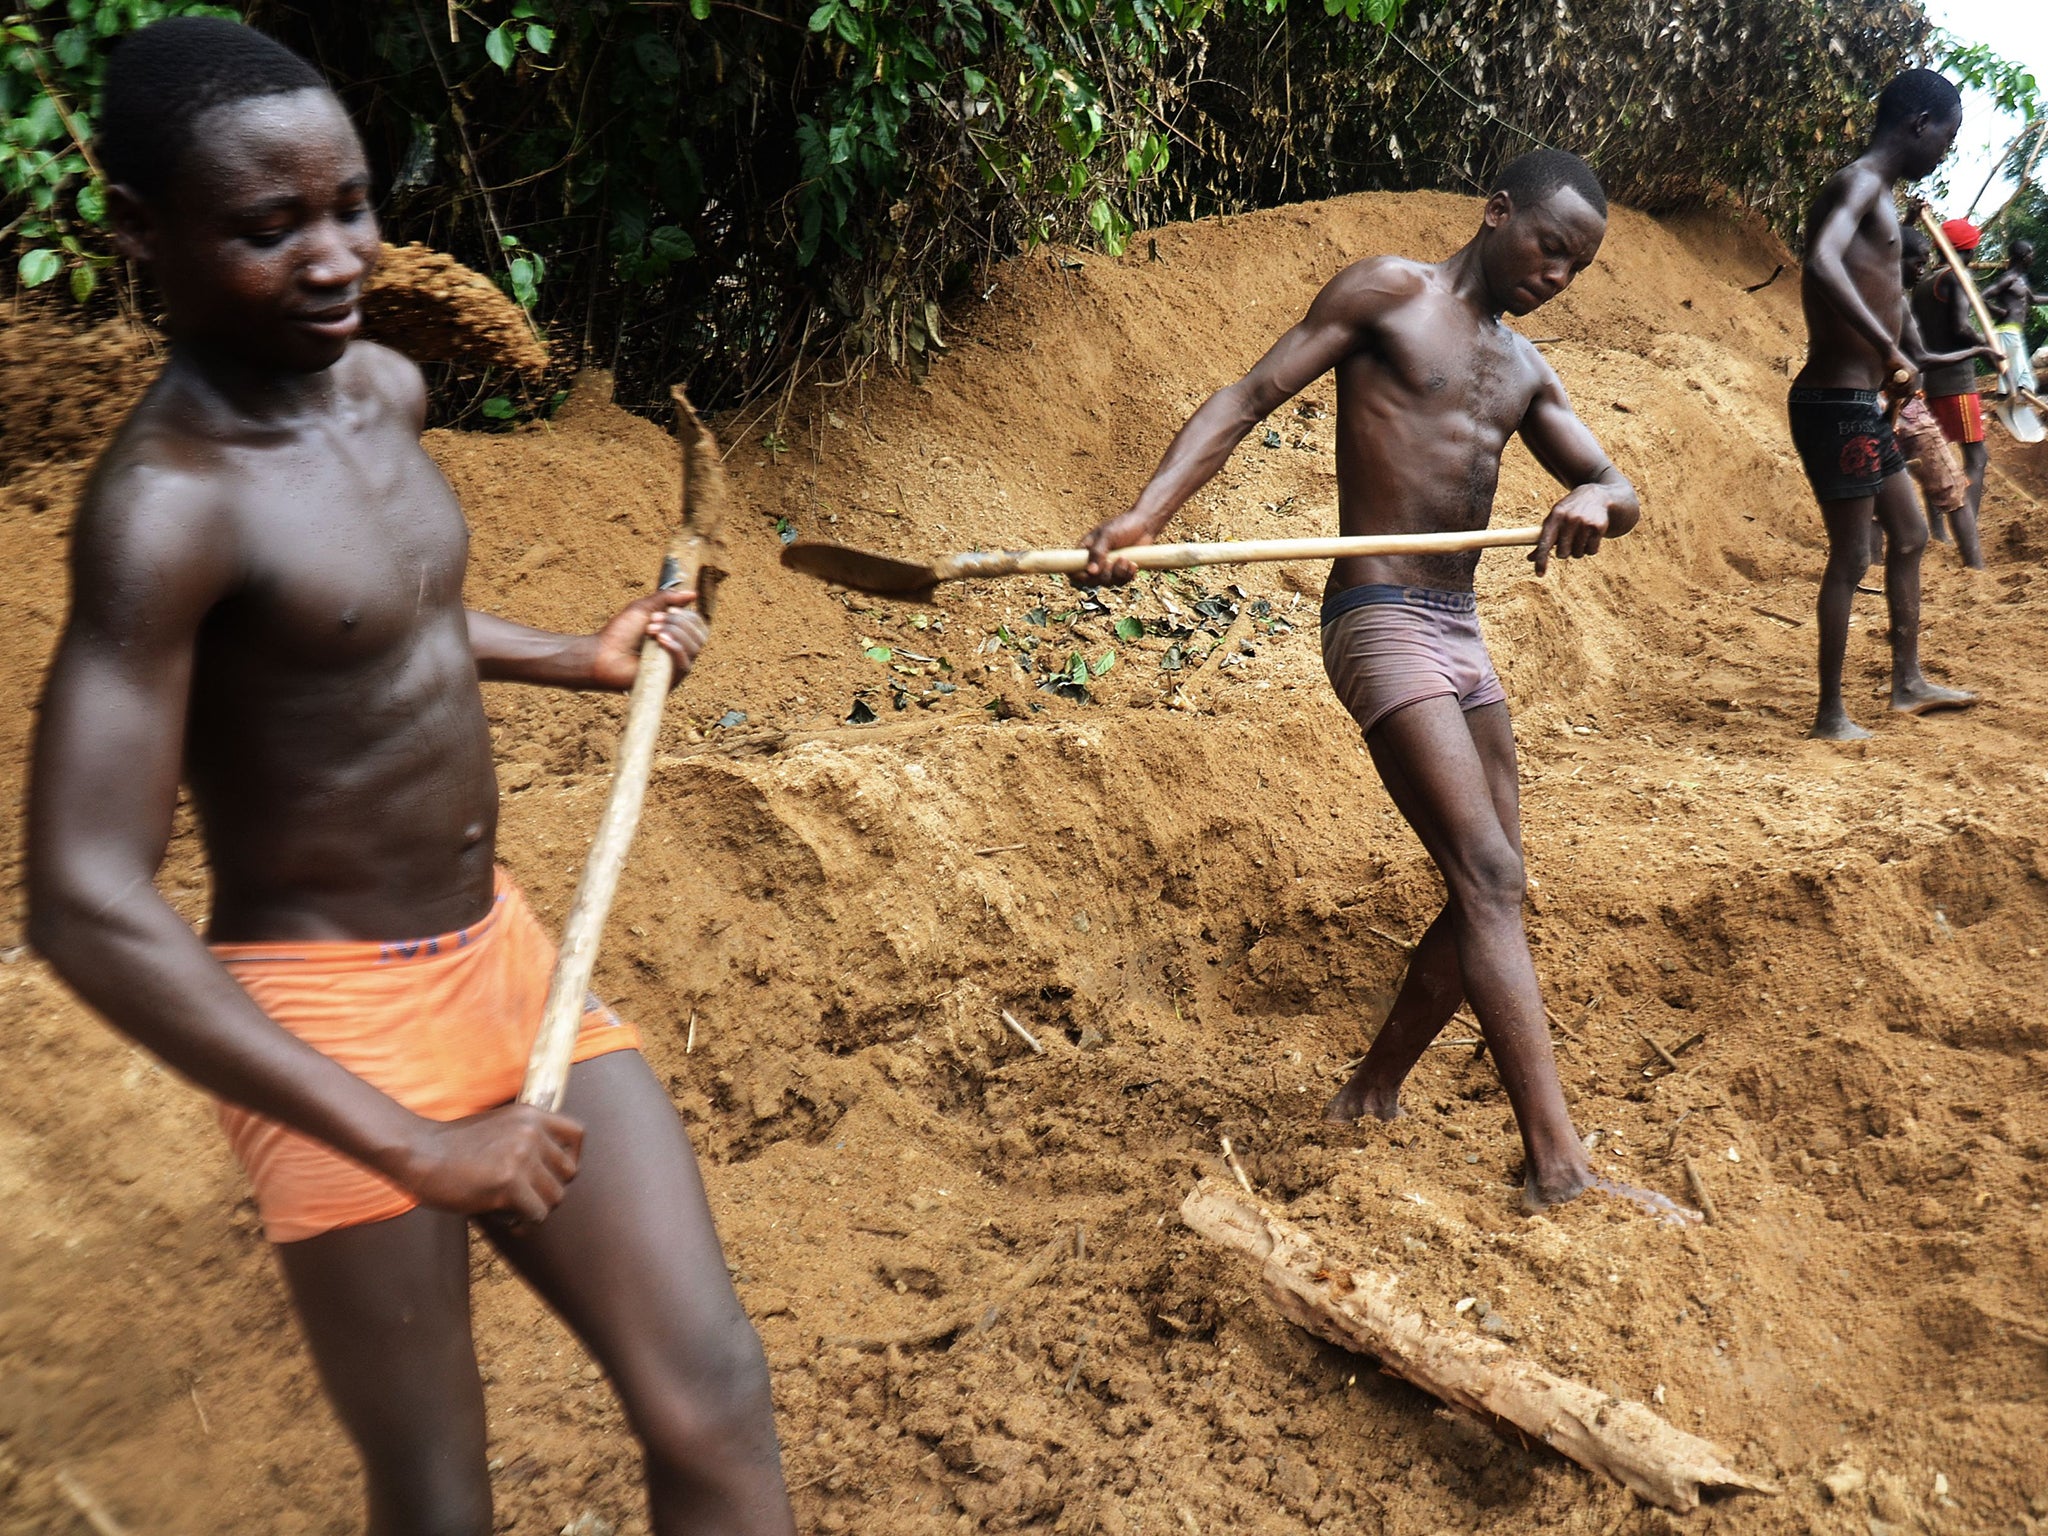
top-left (208, 868), bottom-right (514, 970)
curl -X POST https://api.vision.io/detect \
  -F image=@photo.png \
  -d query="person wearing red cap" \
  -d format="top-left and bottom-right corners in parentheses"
top-left (1791, 68), bottom-right (1975, 741)
top-left (1912, 216), bottom-right (1995, 562)
top-left (1893, 227), bottom-right (1999, 543)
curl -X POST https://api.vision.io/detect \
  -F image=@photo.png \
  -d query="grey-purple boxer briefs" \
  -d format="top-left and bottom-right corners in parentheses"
top-left (1320, 583), bottom-right (1507, 738)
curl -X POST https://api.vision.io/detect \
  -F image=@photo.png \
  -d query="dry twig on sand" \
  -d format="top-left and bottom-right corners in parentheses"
top-left (1639, 1030), bottom-right (1682, 1073)
top-left (54, 1470), bottom-right (130, 1536)
top-left (1180, 1179), bottom-right (1777, 1513)
top-left (1683, 1158), bottom-right (1722, 1226)
top-left (1220, 1136), bottom-right (1255, 1196)
top-left (999, 1008), bottom-right (1045, 1054)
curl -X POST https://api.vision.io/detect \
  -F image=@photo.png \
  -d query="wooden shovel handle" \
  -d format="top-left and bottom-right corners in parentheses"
top-left (1919, 209), bottom-right (2010, 392)
top-left (932, 524), bottom-right (1544, 582)
top-left (518, 398), bottom-right (723, 1113)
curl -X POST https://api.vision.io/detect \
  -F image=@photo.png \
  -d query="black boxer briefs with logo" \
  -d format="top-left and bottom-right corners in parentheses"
top-left (1787, 386), bottom-right (1907, 502)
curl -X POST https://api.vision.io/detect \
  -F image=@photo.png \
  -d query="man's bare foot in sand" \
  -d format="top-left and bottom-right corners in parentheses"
top-left (1893, 678), bottom-right (1975, 715)
top-left (1523, 1168), bottom-right (1703, 1226)
top-left (1323, 1067), bottom-right (1403, 1125)
top-left (1810, 709), bottom-right (1874, 741)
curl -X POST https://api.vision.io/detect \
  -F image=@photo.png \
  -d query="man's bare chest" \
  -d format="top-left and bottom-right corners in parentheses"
top-left (219, 446), bottom-right (470, 666)
top-left (1357, 312), bottom-right (1534, 435)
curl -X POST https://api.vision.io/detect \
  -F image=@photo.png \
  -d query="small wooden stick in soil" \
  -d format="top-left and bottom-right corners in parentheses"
top-left (999, 1008), bottom-right (1044, 1054)
top-left (1220, 1135), bottom-right (1255, 1196)
top-left (1639, 1030), bottom-right (1683, 1073)
top-left (1683, 1157), bottom-right (1721, 1226)
top-left (54, 1470), bottom-right (130, 1536)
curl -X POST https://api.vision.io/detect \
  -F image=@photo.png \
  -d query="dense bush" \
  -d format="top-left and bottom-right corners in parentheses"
top-left (6, 0), bottom-right (2036, 414)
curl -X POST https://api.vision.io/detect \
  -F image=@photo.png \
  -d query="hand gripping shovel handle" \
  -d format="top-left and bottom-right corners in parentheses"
top-left (519, 390), bottom-right (725, 1112)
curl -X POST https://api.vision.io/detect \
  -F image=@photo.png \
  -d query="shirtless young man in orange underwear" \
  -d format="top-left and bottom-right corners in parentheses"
top-left (26, 19), bottom-right (794, 1534)
top-left (1076, 151), bottom-right (1692, 1222)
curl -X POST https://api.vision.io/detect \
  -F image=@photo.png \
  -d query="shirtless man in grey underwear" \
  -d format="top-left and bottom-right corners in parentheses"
top-left (1077, 149), bottom-right (1690, 1220)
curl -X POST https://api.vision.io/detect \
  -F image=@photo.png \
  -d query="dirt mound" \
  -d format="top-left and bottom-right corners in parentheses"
top-left (362, 241), bottom-right (551, 378)
top-left (0, 307), bottom-right (158, 475)
top-left (0, 245), bottom-right (541, 472)
top-left (4, 192), bottom-right (2048, 1536)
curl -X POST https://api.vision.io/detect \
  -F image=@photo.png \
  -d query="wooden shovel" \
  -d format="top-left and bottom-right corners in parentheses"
top-left (1919, 207), bottom-right (2010, 394)
top-left (781, 525), bottom-right (1544, 596)
top-left (518, 387), bottom-right (726, 1112)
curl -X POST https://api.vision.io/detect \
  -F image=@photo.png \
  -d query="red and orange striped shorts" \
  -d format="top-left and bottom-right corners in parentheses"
top-left (1927, 389), bottom-right (1986, 446)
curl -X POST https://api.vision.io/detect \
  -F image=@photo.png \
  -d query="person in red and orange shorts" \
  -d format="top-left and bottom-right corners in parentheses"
top-left (1911, 216), bottom-right (1998, 565)
top-left (1895, 226), bottom-right (2000, 550)
top-left (25, 19), bottom-right (796, 1535)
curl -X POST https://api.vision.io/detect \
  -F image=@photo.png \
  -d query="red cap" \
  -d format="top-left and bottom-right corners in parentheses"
top-left (1941, 218), bottom-right (1982, 252)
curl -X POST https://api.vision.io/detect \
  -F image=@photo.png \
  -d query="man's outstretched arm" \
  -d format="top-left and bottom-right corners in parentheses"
top-left (1901, 304), bottom-right (2002, 372)
top-left (1076, 259), bottom-right (1412, 583)
top-left (29, 474), bottom-right (581, 1224)
top-left (467, 593), bottom-right (707, 690)
top-left (1516, 355), bottom-right (1641, 575)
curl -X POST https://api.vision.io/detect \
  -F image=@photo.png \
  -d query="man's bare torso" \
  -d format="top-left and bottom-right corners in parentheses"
top-left (94, 342), bottom-right (498, 943)
top-left (1326, 258), bottom-right (1549, 592)
top-left (1986, 268), bottom-right (2033, 327)
top-left (1797, 163), bottom-right (1905, 390)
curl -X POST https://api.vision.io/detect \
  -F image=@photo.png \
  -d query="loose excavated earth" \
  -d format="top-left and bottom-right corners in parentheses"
top-left (2, 192), bottom-right (2045, 1536)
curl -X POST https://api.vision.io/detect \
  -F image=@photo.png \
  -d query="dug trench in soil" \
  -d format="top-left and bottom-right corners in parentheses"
top-left (1, 192), bottom-right (2045, 1536)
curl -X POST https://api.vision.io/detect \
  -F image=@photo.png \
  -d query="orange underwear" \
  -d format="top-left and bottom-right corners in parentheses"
top-left (212, 871), bottom-right (640, 1243)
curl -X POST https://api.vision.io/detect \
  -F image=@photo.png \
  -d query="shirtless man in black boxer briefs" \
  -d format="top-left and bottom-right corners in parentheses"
top-left (26, 19), bottom-right (795, 1534)
top-left (1790, 68), bottom-right (1975, 740)
top-left (1076, 149), bottom-right (1694, 1223)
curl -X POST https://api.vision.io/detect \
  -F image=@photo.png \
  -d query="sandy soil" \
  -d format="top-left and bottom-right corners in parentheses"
top-left (3, 192), bottom-right (2046, 1536)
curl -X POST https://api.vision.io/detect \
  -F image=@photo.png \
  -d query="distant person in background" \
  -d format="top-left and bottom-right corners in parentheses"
top-left (1790, 69), bottom-right (1975, 741)
top-left (1894, 227), bottom-right (1999, 546)
top-left (1982, 237), bottom-right (2039, 413)
top-left (1983, 237), bottom-right (2037, 330)
top-left (1912, 218), bottom-right (1994, 565)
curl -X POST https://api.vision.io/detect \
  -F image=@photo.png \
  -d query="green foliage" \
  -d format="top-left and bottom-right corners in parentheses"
top-left (1935, 32), bottom-right (2042, 125)
top-left (2, 0), bottom-right (1956, 411)
top-left (2, 1), bottom-right (235, 295)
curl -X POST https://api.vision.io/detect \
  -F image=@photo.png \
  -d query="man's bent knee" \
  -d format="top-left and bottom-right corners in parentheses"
top-left (1888, 522), bottom-right (1928, 560)
top-left (1446, 845), bottom-right (1526, 916)
top-left (628, 1323), bottom-right (780, 1480)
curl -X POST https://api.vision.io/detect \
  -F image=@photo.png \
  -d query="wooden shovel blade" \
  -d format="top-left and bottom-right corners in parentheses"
top-left (781, 540), bottom-right (939, 594)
